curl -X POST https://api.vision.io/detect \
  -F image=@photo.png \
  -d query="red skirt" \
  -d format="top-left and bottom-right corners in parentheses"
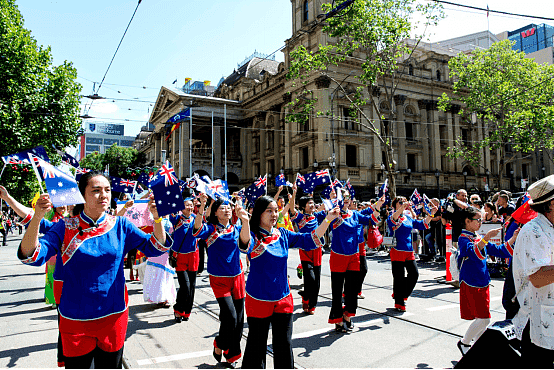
top-left (460, 281), bottom-right (490, 320)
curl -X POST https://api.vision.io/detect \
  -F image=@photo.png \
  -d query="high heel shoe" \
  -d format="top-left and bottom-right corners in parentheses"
top-left (213, 348), bottom-right (222, 362)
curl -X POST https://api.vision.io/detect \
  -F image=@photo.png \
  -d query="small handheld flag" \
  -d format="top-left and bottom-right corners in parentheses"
top-left (29, 154), bottom-right (85, 208)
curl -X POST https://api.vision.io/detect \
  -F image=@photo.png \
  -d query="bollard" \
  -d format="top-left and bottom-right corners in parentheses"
top-left (445, 222), bottom-right (453, 282)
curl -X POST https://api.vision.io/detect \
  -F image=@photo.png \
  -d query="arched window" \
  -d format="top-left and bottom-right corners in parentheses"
top-left (408, 64), bottom-right (414, 76)
top-left (303, 0), bottom-right (309, 22)
top-left (436, 70), bottom-right (441, 81)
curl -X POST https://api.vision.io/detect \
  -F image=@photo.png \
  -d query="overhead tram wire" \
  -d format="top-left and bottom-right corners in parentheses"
top-left (430, 0), bottom-right (554, 21)
top-left (83, 0), bottom-right (143, 115)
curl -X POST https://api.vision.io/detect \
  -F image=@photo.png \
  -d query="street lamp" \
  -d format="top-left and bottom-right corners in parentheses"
top-left (435, 170), bottom-right (440, 198)
top-left (462, 171), bottom-right (468, 191)
top-left (542, 166), bottom-right (546, 177)
top-left (510, 170), bottom-right (514, 191)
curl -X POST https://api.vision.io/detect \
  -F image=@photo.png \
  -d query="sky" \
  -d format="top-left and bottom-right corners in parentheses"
top-left (14, 0), bottom-right (554, 139)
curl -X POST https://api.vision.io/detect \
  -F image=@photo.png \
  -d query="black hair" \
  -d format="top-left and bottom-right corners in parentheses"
top-left (392, 196), bottom-right (406, 209)
top-left (72, 172), bottom-right (111, 216)
top-left (460, 206), bottom-right (481, 229)
top-left (208, 198), bottom-right (229, 225)
top-left (249, 195), bottom-right (276, 239)
top-left (298, 196), bottom-right (313, 212)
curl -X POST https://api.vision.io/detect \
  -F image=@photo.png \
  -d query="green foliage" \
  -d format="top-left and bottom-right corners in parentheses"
top-left (286, 0), bottom-right (443, 196)
top-left (439, 40), bottom-right (554, 173)
top-left (1, 164), bottom-right (41, 206)
top-left (79, 145), bottom-right (144, 179)
top-left (0, 0), bottom-right (82, 200)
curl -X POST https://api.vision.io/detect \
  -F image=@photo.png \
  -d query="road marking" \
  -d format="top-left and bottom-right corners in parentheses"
top-left (426, 304), bottom-right (459, 312)
top-left (136, 315), bottom-right (414, 366)
top-left (136, 350), bottom-right (212, 366)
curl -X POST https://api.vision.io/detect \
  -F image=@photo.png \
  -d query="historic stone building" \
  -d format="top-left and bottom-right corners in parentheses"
top-left (135, 0), bottom-right (546, 198)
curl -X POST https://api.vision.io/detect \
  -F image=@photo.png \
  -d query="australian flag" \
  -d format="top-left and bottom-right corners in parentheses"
top-left (110, 176), bottom-right (137, 194)
top-left (323, 186), bottom-right (343, 211)
top-left (305, 169), bottom-right (332, 194)
top-left (296, 173), bottom-right (306, 190)
top-left (378, 179), bottom-right (391, 206)
top-left (149, 161), bottom-right (185, 217)
top-left (137, 172), bottom-right (151, 187)
top-left (75, 167), bottom-right (91, 182)
top-left (345, 178), bottom-right (355, 198)
top-left (2, 146), bottom-right (49, 165)
top-left (207, 179), bottom-right (230, 202)
top-left (60, 151), bottom-right (79, 168)
top-left (245, 175), bottom-right (267, 204)
top-left (422, 194), bottom-right (436, 216)
top-left (410, 188), bottom-right (424, 215)
top-left (275, 173), bottom-right (292, 187)
top-left (29, 154), bottom-right (85, 208)
top-left (321, 184), bottom-right (335, 199)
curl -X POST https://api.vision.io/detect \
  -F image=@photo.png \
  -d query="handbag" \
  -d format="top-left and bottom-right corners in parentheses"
top-left (168, 251), bottom-right (177, 268)
top-left (367, 227), bottom-right (384, 249)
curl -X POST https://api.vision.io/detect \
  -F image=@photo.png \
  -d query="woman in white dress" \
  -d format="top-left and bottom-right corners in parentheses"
top-left (142, 216), bottom-right (177, 307)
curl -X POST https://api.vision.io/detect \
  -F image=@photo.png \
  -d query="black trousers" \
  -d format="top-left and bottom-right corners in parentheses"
top-left (174, 270), bottom-right (196, 315)
top-left (215, 297), bottom-right (244, 361)
top-left (64, 346), bottom-right (124, 369)
top-left (197, 240), bottom-right (206, 273)
top-left (521, 322), bottom-right (554, 368)
top-left (358, 254), bottom-right (368, 294)
top-left (0, 228), bottom-right (6, 246)
top-left (301, 262), bottom-right (321, 309)
top-left (242, 313), bottom-right (294, 369)
top-left (57, 310), bottom-right (65, 365)
top-left (391, 260), bottom-right (418, 306)
top-left (329, 270), bottom-right (359, 322)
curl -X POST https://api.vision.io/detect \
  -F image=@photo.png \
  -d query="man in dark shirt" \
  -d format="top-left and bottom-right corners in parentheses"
top-left (496, 193), bottom-right (516, 220)
top-left (451, 189), bottom-right (469, 246)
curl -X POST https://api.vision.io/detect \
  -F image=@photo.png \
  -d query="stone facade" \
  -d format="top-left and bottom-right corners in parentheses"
top-left (135, 0), bottom-right (547, 197)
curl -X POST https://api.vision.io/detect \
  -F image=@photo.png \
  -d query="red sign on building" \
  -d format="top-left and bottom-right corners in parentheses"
top-left (521, 28), bottom-right (536, 38)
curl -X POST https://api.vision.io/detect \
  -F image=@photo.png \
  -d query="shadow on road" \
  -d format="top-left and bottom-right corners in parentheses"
top-left (0, 342), bottom-right (57, 368)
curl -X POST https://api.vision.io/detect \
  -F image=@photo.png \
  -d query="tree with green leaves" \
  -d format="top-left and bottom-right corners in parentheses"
top-left (79, 144), bottom-right (145, 179)
top-left (0, 0), bottom-right (83, 202)
top-left (438, 40), bottom-right (554, 188)
top-left (286, 0), bottom-right (443, 197)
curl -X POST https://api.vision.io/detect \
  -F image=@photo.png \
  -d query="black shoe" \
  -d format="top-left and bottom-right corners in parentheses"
top-left (457, 340), bottom-right (471, 356)
top-left (223, 362), bottom-right (236, 369)
top-left (344, 319), bottom-right (354, 331)
top-left (174, 315), bottom-right (182, 323)
top-left (213, 348), bottom-right (222, 363)
top-left (335, 323), bottom-right (347, 333)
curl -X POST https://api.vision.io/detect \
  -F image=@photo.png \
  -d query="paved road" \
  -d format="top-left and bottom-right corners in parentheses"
top-left (0, 232), bottom-right (510, 368)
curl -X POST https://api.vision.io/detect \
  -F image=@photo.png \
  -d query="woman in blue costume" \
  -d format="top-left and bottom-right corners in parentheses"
top-left (387, 196), bottom-right (435, 312)
top-left (193, 193), bottom-right (251, 367)
top-left (18, 172), bottom-right (172, 369)
top-left (240, 195), bottom-right (340, 369)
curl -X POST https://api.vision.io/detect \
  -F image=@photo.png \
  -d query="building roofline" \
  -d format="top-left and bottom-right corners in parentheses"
top-left (163, 86), bottom-right (241, 105)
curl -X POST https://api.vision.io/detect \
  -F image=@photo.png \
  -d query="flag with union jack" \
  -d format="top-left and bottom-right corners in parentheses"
top-left (245, 175), bottom-right (267, 204)
top-left (28, 154), bottom-right (85, 208)
top-left (345, 178), bottom-right (355, 198)
top-left (2, 146), bottom-right (49, 165)
top-left (149, 160), bottom-right (185, 217)
top-left (410, 188), bottom-right (424, 215)
top-left (109, 176), bottom-right (137, 194)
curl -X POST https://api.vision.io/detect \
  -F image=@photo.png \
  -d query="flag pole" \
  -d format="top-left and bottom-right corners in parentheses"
top-left (28, 156), bottom-right (45, 194)
top-left (0, 163), bottom-right (6, 179)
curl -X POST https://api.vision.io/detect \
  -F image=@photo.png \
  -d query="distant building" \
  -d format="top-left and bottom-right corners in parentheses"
top-left (434, 23), bottom-right (554, 65)
top-left (79, 122), bottom-right (136, 159)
